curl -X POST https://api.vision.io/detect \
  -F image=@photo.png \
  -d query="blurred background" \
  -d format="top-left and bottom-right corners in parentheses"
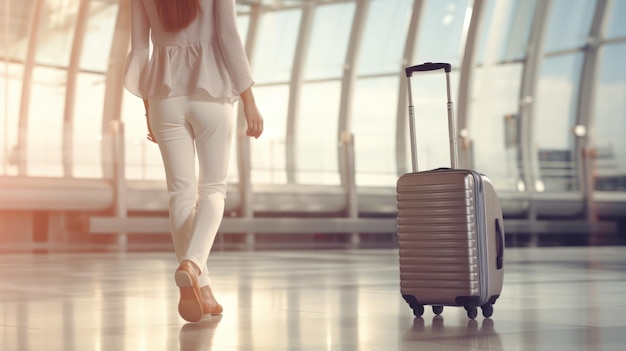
top-left (1, 0), bottom-right (625, 252)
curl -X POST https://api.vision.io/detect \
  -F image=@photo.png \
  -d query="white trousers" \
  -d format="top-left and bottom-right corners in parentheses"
top-left (149, 92), bottom-right (234, 287)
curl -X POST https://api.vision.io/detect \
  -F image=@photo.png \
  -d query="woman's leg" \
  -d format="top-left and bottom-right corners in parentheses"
top-left (183, 94), bottom-right (234, 287)
top-left (150, 95), bottom-right (209, 322)
top-left (149, 93), bottom-right (232, 320)
top-left (148, 96), bottom-right (197, 268)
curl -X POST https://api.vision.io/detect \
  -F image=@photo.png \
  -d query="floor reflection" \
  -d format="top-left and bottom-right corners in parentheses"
top-left (178, 316), bottom-right (222, 351)
top-left (0, 247), bottom-right (624, 350)
top-left (405, 316), bottom-right (503, 350)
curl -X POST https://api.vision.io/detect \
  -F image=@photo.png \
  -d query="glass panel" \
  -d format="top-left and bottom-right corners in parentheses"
top-left (352, 77), bottom-right (399, 186)
top-left (0, 63), bottom-right (23, 175)
top-left (124, 135), bottom-right (164, 181)
top-left (543, 0), bottom-right (595, 53)
top-left (0, 0), bottom-right (32, 61)
top-left (533, 54), bottom-right (584, 191)
top-left (252, 9), bottom-right (301, 84)
top-left (469, 64), bottom-right (524, 191)
top-left (475, 0), bottom-right (496, 64)
top-left (249, 85), bottom-right (290, 184)
top-left (413, 0), bottom-right (470, 68)
top-left (26, 66), bottom-right (66, 177)
top-left (605, 0), bottom-right (626, 39)
top-left (295, 82), bottom-right (340, 185)
top-left (357, 0), bottom-right (413, 76)
top-left (304, 3), bottom-right (355, 80)
top-left (80, 0), bottom-right (118, 72)
top-left (35, 0), bottom-right (80, 67)
top-left (121, 90), bottom-right (164, 181)
top-left (593, 43), bottom-right (626, 191)
top-left (72, 73), bottom-right (105, 178)
top-left (476, 0), bottom-right (536, 64)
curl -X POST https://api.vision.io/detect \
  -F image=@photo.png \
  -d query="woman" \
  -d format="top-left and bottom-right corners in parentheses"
top-left (124, 0), bottom-right (263, 322)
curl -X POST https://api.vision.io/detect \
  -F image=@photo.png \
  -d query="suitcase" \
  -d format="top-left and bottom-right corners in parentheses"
top-left (397, 62), bottom-right (505, 319)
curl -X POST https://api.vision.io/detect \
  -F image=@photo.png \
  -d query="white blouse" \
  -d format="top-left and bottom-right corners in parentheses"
top-left (124, 0), bottom-right (254, 100)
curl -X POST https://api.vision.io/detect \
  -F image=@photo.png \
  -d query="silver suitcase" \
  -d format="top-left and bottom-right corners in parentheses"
top-left (397, 62), bottom-right (505, 319)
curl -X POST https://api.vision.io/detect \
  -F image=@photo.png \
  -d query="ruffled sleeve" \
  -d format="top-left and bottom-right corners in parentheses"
top-left (214, 0), bottom-right (255, 97)
top-left (124, 0), bottom-right (151, 98)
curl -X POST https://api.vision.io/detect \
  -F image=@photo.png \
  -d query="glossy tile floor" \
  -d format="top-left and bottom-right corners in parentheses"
top-left (0, 246), bottom-right (625, 351)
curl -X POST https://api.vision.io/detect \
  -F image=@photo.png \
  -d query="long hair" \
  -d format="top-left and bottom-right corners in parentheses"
top-left (155, 0), bottom-right (201, 32)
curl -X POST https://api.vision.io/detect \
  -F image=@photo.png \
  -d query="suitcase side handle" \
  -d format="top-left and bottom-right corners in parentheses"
top-left (405, 62), bottom-right (452, 77)
top-left (495, 218), bottom-right (504, 270)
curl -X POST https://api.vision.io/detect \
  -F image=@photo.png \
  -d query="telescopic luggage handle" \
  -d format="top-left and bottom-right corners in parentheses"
top-left (405, 62), bottom-right (458, 172)
top-left (405, 62), bottom-right (452, 77)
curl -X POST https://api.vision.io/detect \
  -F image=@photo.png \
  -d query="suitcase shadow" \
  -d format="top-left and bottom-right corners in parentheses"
top-left (404, 316), bottom-right (503, 350)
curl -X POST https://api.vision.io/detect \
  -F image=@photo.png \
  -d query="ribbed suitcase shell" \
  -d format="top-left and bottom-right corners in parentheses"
top-left (397, 168), bottom-right (504, 318)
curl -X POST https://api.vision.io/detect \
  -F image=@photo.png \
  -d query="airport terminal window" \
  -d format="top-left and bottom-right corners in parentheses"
top-left (14, 0), bottom-right (82, 177)
top-left (3, 0), bottom-right (620, 199)
top-left (592, 43), bottom-right (626, 191)
top-left (0, 0), bottom-right (26, 176)
top-left (226, 13), bottom-right (251, 183)
top-left (2, 0), bottom-right (117, 178)
top-left (533, 54), bottom-right (585, 191)
top-left (304, 2), bottom-right (355, 81)
top-left (296, 81), bottom-right (341, 185)
top-left (32, 0), bottom-right (79, 67)
top-left (249, 85), bottom-right (289, 184)
top-left (72, 73), bottom-right (105, 178)
top-left (251, 9), bottom-right (301, 84)
top-left (605, 0), bottom-right (626, 39)
top-left (0, 63), bottom-right (22, 176)
top-left (543, 0), bottom-right (595, 53)
top-left (0, 0), bottom-right (31, 61)
top-left (357, 0), bottom-right (412, 76)
top-left (475, 0), bottom-right (536, 65)
top-left (352, 77), bottom-right (399, 186)
top-left (499, 0), bottom-right (536, 61)
top-left (247, 10), bottom-right (300, 184)
top-left (70, 0), bottom-right (119, 178)
top-left (474, 0), bottom-right (496, 65)
top-left (413, 0), bottom-right (470, 68)
top-left (291, 3), bottom-right (354, 185)
top-left (470, 0), bottom-right (535, 191)
top-left (26, 67), bottom-right (66, 177)
top-left (408, 71), bottom-right (460, 172)
top-left (350, 0), bottom-right (412, 186)
top-left (406, 0), bottom-right (467, 173)
top-left (121, 86), bottom-right (165, 181)
top-left (80, 0), bottom-right (118, 73)
top-left (469, 64), bottom-right (524, 191)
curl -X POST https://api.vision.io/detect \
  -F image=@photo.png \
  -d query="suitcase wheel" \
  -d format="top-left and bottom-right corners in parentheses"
top-left (412, 304), bottom-right (425, 317)
top-left (481, 304), bottom-right (494, 318)
top-left (465, 305), bottom-right (478, 320)
top-left (432, 305), bottom-right (443, 315)
top-left (403, 295), bottom-right (425, 317)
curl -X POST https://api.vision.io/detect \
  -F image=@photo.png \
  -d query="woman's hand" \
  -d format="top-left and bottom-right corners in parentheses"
top-left (241, 88), bottom-right (263, 139)
top-left (243, 103), bottom-right (263, 139)
top-left (146, 114), bottom-right (157, 143)
top-left (144, 99), bottom-right (157, 143)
